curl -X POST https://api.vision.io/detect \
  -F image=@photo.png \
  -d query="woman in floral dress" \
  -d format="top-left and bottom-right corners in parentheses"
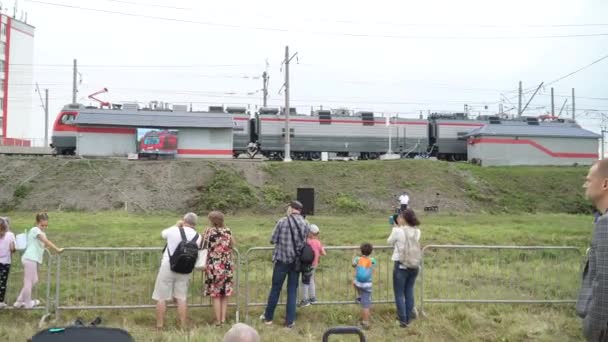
top-left (203, 211), bottom-right (234, 326)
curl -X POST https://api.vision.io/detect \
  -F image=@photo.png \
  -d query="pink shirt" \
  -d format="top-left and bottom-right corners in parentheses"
top-left (307, 238), bottom-right (325, 267)
top-left (0, 232), bottom-right (16, 264)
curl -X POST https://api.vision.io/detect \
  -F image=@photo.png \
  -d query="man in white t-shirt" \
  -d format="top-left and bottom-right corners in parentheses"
top-left (152, 212), bottom-right (202, 330)
top-left (398, 192), bottom-right (410, 212)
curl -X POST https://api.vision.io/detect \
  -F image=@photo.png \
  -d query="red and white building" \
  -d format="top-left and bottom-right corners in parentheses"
top-left (1, 13), bottom-right (35, 144)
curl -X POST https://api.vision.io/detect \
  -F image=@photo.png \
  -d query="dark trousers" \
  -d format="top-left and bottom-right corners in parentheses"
top-left (0, 263), bottom-right (10, 303)
top-left (263, 261), bottom-right (299, 325)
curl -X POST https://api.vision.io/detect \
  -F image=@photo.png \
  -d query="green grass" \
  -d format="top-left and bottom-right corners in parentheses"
top-left (0, 212), bottom-right (594, 341)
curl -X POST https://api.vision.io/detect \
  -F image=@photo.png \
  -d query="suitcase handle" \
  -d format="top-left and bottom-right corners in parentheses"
top-left (322, 326), bottom-right (367, 342)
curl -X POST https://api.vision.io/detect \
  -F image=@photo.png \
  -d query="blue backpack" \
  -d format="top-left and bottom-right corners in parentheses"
top-left (354, 256), bottom-right (374, 283)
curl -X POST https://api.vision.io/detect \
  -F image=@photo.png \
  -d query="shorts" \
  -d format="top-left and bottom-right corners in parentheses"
top-left (152, 261), bottom-right (191, 302)
top-left (356, 286), bottom-right (372, 309)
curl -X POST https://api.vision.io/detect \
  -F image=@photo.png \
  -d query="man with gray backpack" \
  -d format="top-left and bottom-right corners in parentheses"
top-left (152, 212), bottom-right (202, 330)
top-left (387, 209), bottom-right (421, 328)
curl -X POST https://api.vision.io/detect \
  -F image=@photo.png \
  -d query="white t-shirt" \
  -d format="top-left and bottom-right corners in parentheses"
top-left (161, 226), bottom-right (202, 263)
top-left (399, 194), bottom-right (410, 205)
top-left (387, 225), bottom-right (421, 261)
top-left (0, 232), bottom-right (16, 264)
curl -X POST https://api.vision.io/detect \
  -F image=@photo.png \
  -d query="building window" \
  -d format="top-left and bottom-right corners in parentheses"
top-left (1, 24), bottom-right (5, 37)
top-left (0, 98), bottom-right (3, 111)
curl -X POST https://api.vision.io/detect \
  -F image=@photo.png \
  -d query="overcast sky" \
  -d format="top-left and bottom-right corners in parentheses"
top-left (10, 0), bottom-right (608, 141)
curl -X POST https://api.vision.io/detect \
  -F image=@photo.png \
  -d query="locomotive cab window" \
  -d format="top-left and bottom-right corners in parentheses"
top-left (319, 111), bottom-right (332, 125)
top-left (60, 114), bottom-right (76, 125)
top-left (361, 112), bottom-right (375, 126)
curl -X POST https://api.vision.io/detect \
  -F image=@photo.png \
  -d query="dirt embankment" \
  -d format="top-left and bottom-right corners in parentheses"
top-left (0, 156), bottom-right (591, 214)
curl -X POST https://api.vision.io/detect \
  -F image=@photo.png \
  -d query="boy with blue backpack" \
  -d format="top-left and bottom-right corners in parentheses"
top-left (352, 242), bottom-right (376, 329)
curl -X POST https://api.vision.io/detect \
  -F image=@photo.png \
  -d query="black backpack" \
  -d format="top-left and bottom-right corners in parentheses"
top-left (166, 227), bottom-right (199, 274)
top-left (288, 216), bottom-right (315, 265)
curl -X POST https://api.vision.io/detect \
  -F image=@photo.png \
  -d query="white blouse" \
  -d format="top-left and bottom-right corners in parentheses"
top-left (387, 225), bottom-right (421, 261)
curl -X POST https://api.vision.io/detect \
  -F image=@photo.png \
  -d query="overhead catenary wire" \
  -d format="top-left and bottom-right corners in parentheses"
top-left (26, 1), bottom-right (608, 40)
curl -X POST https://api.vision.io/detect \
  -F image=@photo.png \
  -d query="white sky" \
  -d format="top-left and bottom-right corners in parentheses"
top-left (8, 0), bottom-right (608, 144)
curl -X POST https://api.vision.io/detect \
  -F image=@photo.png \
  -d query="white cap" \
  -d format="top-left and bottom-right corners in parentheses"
top-left (309, 224), bottom-right (319, 234)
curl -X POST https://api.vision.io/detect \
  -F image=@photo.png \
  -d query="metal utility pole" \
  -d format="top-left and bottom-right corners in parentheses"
top-left (283, 46), bottom-right (298, 162)
top-left (387, 114), bottom-right (393, 154)
top-left (35, 83), bottom-right (49, 147)
top-left (262, 71), bottom-right (269, 107)
top-left (572, 88), bottom-right (576, 121)
top-left (558, 99), bottom-right (568, 117)
top-left (602, 129), bottom-right (606, 160)
top-left (551, 87), bottom-right (555, 116)
top-left (44, 89), bottom-right (49, 147)
top-left (521, 82), bottom-right (544, 114)
top-left (72, 59), bottom-right (78, 104)
top-left (518, 81), bottom-right (523, 117)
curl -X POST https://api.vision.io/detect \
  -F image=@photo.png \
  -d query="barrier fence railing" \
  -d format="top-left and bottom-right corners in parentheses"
top-left (244, 246), bottom-right (397, 320)
top-left (3, 250), bottom-right (53, 315)
top-left (2, 245), bottom-right (583, 323)
top-left (420, 245), bottom-right (583, 315)
top-left (52, 247), bottom-right (240, 321)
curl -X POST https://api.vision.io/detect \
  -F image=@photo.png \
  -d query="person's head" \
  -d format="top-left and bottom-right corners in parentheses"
top-left (182, 212), bottom-right (198, 228)
top-left (36, 212), bottom-right (49, 230)
top-left (584, 160), bottom-right (608, 211)
top-left (208, 211), bottom-right (225, 228)
top-left (360, 242), bottom-right (373, 256)
top-left (399, 208), bottom-right (420, 227)
top-left (0, 217), bottom-right (9, 238)
top-left (308, 224), bottom-right (319, 238)
top-left (223, 323), bottom-right (260, 342)
top-left (286, 200), bottom-right (303, 215)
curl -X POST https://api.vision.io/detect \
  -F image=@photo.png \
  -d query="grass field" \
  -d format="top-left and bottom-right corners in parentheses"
top-left (0, 211), bottom-right (594, 341)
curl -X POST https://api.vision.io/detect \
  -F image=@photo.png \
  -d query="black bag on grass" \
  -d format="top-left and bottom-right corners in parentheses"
top-left (31, 326), bottom-right (134, 342)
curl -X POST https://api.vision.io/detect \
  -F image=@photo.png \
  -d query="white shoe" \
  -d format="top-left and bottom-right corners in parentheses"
top-left (28, 299), bottom-right (41, 308)
top-left (13, 301), bottom-right (24, 308)
top-left (0, 302), bottom-right (7, 309)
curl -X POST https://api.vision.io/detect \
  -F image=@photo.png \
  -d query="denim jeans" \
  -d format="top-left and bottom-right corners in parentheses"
top-left (393, 261), bottom-right (418, 324)
top-left (263, 261), bottom-right (299, 324)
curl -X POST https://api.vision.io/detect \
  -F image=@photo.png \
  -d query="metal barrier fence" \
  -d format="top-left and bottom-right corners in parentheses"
top-left (2, 244), bottom-right (583, 323)
top-left (420, 245), bottom-right (583, 314)
top-left (3, 250), bottom-right (53, 315)
top-left (244, 246), bottom-right (398, 320)
top-left (52, 247), bottom-right (240, 321)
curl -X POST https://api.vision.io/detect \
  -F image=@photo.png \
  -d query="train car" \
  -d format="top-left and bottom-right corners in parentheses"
top-left (428, 113), bottom-right (486, 161)
top-left (225, 106), bottom-right (251, 157)
top-left (50, 104), bottom-right (85, 155)
top-left (254, 109), bottom-right (428, 160)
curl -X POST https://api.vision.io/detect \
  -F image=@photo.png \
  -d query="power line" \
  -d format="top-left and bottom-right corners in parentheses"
top-left (94, 0), bottom-right (191, 10)
top-left (545, 52), bottom-right (608, 86)
top-left (47, 0), bottom-right (608, 29)
top-left (27, 1), bottom-right (608, 40)
top-left (8, 63), bottom-right (263, 68)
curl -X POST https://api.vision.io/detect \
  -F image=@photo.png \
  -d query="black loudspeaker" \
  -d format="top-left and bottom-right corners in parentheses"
top-left (297, 188), bottom-right (315, 216)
